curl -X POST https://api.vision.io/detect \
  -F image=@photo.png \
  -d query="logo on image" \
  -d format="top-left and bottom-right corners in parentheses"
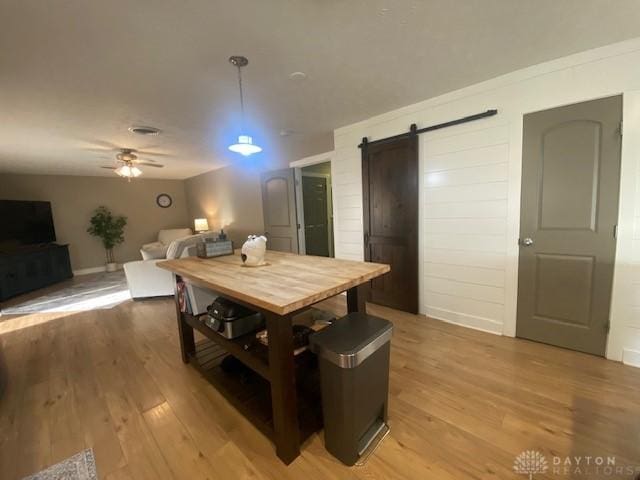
top-left (513, 450), bottom-right (549, 479)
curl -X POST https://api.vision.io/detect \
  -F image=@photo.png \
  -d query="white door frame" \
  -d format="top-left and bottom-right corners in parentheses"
top-left (290, 151), bottom-right (335, 256)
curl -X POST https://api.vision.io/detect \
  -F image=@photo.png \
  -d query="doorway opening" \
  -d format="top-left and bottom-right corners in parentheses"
top-left (295, 161), bottom-right (334, 257)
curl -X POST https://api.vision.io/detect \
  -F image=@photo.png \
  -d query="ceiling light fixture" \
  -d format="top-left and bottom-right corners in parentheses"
top-left (228, 56), bottom-right (262, 156)
top-left (289, 71), bottom-right (307, 81)
top-left (101, 147), bottom-right (164, 181)
top-left (115, 162), bottom-right (142, 179)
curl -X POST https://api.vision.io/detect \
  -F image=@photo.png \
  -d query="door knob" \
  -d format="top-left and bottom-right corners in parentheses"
top-left (520, 237), bottom-right (534, 247)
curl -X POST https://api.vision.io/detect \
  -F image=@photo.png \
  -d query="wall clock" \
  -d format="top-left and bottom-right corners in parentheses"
top-left (156, 193), bottom-right (172, 208)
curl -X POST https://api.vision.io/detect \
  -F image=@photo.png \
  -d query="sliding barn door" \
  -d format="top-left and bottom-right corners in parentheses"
top-left (362, 135), bottom-right (419, 314)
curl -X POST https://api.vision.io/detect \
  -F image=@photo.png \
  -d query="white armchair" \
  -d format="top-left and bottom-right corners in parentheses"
top-left (124, 230), bottom-right (217, 301)
top-left (140, 228), bottom-right (192, 260)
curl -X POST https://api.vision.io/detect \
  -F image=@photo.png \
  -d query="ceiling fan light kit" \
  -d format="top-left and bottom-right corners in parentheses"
top-left (227, 56), bottom-right (262, 157)
top-left (101, 147), bottom-right (164, 180)
top-left (115, 164), bottom-right (142, 178)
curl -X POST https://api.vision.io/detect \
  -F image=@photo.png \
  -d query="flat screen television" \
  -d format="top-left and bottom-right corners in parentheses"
top-left (0, 200), bottom-right (57, 247)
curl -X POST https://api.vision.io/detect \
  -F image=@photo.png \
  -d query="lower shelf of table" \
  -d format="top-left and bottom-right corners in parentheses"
top-left (188, 339), bottom-right (323, 445)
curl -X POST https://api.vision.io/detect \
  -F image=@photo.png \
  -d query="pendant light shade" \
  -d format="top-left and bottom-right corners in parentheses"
top-left (228, 56), bottom-right (262, 156)
top-left (228, 135), bottom-right (262, 156)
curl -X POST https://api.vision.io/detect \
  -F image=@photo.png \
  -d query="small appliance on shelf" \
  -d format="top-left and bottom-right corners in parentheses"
top-left (204, 297), bottom-right (264, 339)
top-left (196, 229), bottom-right (233, 258)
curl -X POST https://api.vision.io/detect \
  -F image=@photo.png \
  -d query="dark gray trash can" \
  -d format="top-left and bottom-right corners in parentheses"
top-left (310, 312), bottom-right (393, 465)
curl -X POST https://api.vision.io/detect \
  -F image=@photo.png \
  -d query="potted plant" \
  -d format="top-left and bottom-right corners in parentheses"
top-left (87, 206), bottom-right (127, 272)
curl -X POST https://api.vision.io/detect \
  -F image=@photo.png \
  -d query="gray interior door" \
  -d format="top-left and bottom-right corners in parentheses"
top-left (261, 168), bottom-right (299, 253)
top-left (302, 175), bottom-right (330, 257)
top-left (517, 95), bottom-right (622, 356)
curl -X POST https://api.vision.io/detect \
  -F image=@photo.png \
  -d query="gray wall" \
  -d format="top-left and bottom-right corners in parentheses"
top-left (185, 166), bottom-right (265, 246)
top-left (0, 174), bottom-right (190, 271)
top-left (185, 132), bottom-right (334, 246)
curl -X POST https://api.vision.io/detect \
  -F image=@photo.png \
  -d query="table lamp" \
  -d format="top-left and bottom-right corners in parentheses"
top-left (194, 218), bottom-right (209, 233)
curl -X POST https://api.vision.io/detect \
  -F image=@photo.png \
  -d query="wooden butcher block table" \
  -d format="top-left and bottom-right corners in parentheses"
top-left (158, 250), bottom-right (390, 464)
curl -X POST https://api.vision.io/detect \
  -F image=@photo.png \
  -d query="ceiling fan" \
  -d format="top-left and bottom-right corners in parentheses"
top-left (100, 148), bottom-right (164, 181)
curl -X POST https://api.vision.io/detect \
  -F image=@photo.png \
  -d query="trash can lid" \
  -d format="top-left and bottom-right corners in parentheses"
top-left (309, 313), bottom-right (393, 368)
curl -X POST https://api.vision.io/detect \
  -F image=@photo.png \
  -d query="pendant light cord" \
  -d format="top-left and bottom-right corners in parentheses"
top-left (236, 65), bottom-right (245, 126)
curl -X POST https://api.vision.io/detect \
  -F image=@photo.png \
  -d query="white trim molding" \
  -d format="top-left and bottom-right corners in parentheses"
top-left (622, 348), bottom-right (640, 368)
top-left (73, 265), bottom-right (122, 276)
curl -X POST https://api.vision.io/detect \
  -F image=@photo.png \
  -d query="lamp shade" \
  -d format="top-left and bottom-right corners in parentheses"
top-left (115, 165), bottom-right (131, 177)
top-left (228, 135), bottom-right (262, 156)
top-left (194, 218), bottom-right (209, 232)
top-left (115, 164), bottom-right (142, 178)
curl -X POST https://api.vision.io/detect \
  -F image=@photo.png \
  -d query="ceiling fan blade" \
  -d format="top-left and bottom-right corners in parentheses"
top-left (91, 139), bottom-right (122, 149)
top-left (135, 150), bottom-right (172, 157)
top-left (137, 162), bottom-right (164, 168)
top-left (100, 166), bottom-right (117, 170)
top-left (82, 147), bottom-right (114, 153)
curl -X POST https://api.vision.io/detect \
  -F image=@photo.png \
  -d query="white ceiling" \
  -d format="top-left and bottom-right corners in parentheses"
top-left (2, 0), bottom-right (640, 179)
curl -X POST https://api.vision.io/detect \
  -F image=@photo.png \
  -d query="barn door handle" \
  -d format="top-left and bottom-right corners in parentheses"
top-left (519, 237), bottom-right (534, 247)
top-left (364, 233), bottom-right (369, 245)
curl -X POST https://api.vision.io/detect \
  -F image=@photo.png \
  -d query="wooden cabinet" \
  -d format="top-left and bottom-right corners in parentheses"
top-left (0, 244), bottom-right (72, 301)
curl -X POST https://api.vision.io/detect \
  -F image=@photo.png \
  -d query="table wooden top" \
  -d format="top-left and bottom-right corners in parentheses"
top-left (157, 250), bottom-right (390, 315)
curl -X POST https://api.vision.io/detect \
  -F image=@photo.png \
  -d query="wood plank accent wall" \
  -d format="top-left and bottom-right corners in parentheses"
top-left (421, 125), bottom-right (508, 334)
top-left (331, 120), bottom-right (509, 334)
top-left (632, 157), bottom-right (640, 331)
top-left (330, 38), bottom-right (640, 365)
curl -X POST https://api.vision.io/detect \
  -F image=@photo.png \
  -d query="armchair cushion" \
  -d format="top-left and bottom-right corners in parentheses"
top-left (166, 231), bottom-right (218, 259)
top-left (158, 228), bottom-right (192, 246)
top-left (140, 242), bottom-right (168, 260)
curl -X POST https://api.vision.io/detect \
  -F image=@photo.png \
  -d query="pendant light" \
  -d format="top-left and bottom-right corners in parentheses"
top-left (228, 56), bottom-right (262, 156)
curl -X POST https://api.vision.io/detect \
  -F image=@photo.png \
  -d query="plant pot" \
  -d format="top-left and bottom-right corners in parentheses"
top-left (105, 262), bottom-right (118, 272)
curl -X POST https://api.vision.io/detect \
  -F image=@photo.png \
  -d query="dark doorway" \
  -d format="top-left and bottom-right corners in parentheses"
top-left (362, 135), bottom-right (419, 314)
top-left (517, 95), bottom-right (622, 356)
top-left (298, 162), bottom-right (334, 257)
top-left (302, 176), bottom-right (331, 256)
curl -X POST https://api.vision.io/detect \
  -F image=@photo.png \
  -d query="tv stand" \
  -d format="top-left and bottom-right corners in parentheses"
top-left (0, 244), bottom-right (72, 302)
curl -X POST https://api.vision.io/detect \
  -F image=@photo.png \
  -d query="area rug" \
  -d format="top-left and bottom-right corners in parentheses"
top-left (22, 449), bottom-right (98, 480)
top-left (1, 271), bottom-right (130, 316)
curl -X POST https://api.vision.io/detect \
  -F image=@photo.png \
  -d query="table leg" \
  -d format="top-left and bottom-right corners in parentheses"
top-left (173, 274), bottom-right (195, 363)
top-left (266, 312), bottom-right (300, 464)
top-left (347, 283), bottom-right (368, 313)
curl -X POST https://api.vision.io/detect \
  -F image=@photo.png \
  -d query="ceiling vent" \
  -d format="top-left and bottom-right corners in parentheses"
top-left (128, 126), bottom-right (161, 136)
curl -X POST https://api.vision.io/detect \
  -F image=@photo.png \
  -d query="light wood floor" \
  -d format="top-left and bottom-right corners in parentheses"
top-left (1, 293), bottom-right (640, 479)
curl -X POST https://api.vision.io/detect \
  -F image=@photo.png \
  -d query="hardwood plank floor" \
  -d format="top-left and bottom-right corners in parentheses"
top-left (1, 295), bottom-right (640, 479)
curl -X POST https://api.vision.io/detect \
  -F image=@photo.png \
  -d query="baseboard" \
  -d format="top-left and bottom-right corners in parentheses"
top-left (425, 306), bottom-right (503, 335)
top-left (622, 348), bottom-right (640, 368)
top-left (73, 266), bottom-right (106, 276)
top-left (73, 265), bottom-right (122, 276)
